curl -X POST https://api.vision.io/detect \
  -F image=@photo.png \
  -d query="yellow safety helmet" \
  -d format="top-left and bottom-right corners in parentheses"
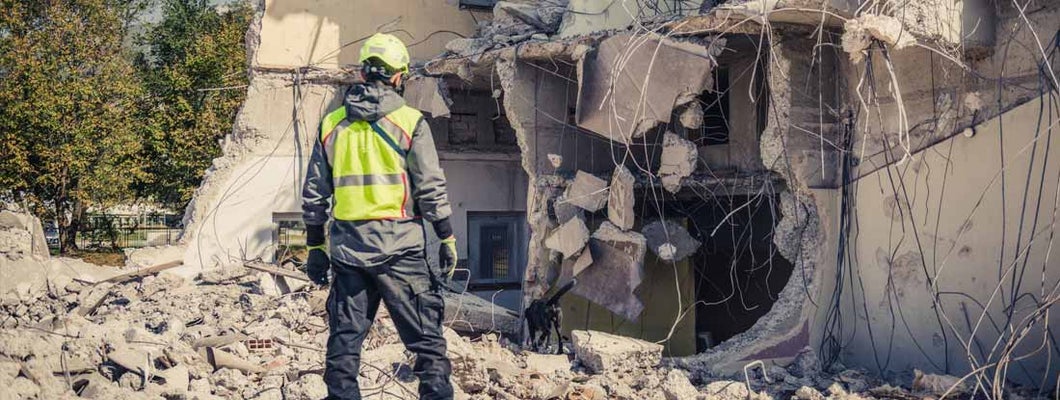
top-left (359, 33), bottom-right (410, 74)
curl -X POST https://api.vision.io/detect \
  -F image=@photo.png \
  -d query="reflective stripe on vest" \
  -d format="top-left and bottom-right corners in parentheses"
top-left (319, 105), bottom-right (423, 221)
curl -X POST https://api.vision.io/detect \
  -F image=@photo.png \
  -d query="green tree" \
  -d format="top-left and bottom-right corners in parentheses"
top-left (0, 0), bottom-right (146, 253)
top-left (135, 0), bottom-right (251, 208)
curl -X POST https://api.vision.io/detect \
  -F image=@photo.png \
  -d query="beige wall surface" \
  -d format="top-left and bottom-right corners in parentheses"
top-left (439, 157), bottom-right (529, 257)
top-left (258, 0), bottom-right (481, 68)
top-left (560, 251), bottom-right (697, 357)
top-left (838, 94), bottom-right (1060, 387)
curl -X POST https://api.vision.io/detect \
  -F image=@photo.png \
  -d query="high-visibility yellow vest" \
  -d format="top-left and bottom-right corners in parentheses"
top-left (319, 105), bottom-right (423, 221)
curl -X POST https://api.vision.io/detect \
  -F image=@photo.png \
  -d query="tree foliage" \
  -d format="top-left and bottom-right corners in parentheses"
top-left (135, 0), bottom-right (251, 208)
top-left (0, 0), bottom-right (145, 252)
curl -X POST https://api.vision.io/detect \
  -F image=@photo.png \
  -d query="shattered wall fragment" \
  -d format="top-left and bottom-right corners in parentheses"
top-left (569, 222), bottom-right (647, 321)
top-left (607, 165), bottom-right (635, 230)
top-left (563, 171), bottom-right (609, 212)
top-left (658, 132), bottom-right (699, 193)
top-left (642, 219), bottom-right (700, 262)
top-left (575, 33), bottom-right (719, 143)
top-left (544, 217), bottom-right (590, 259)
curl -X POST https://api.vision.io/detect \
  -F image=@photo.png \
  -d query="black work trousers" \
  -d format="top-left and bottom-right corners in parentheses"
top-left (324, 251), bottom-right (453, 400)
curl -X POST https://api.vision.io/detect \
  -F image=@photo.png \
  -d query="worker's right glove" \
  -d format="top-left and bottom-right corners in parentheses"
top-left (305, 246), bottom-right (330, 285)
top-left (438, 236), bottom-right (458, 280)
top-left (304, 224), bottom-right (329, 285)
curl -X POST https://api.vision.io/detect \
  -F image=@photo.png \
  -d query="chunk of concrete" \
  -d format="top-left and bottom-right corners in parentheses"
top-left (560, 247), bottom-right (593, 282)
top-left (443, 291), bottom-right (521, 337)
top-left (0, 209), bottom-right (48, 261)
top-left (570, 330), bottom-right (662, 374)
top-left (545, 217), bottom-right (590, 259)
top-left (281, 374), bottom-right (327, 400)
top-left (403, 76), bottom-right (451, 118)
top-left (679, 101), bottom-right (704, 129)
top-left (552, 195), bottom-right (585, 224)
top-left (842, 15), bottom-right (916, 63)
top-left (607, 165), bottom-right (635, 231)
top-left (563, 171), bottom-right (609, 212)
top-left (642, 219), bottom-right (700, 262)
top-left (524, 353), bottom-right (572, 375)
top-left (569, 222), bottom-right (646, 321)
top-left (662, 369), bottom-right (699, 400)
top-left (658, 132), bottom-right (697, 193)
top-left (576, 34), bottom-right (715, 143)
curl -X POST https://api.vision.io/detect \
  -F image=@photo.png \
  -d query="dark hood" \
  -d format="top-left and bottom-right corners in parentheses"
top-left (344, 82), bottom-right (405, 122)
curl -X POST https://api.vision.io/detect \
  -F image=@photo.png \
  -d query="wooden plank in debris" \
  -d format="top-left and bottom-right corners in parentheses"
top-left (243, 262), bottom-right (310, 282)
top-left (96, 260), bottom-right (184, 284)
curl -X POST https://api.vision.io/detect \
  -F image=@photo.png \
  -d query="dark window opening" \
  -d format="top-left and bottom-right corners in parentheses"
top-left (690, 68), bottom-right (730, 146)
top-left (467, 212), bottom-right (527, 291)
top-left (448, 112), bottom-right (478, 145)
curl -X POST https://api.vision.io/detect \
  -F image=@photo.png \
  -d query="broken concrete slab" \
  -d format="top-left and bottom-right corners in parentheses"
top-left (443, 291), bottom-right (521, 337)
top-left (559, 247), bottom-right (593, 283)
top-left (679, 101), bottom-right (704, 129)
top-left (552, 195), bottom-right (585, 224)
top-left (642, 219), bottom-right (700, 262)
top-left (570, 330), bottom-right (662, 374)
top-left (563, 171), bottom-right (609, 212)
top-left (658, 132), bottom-right (698, 193)
top-left (570, 222), bottom-right (647, 321)
top-left (544, 217), bottom-right (590, 259)
top-left (200, 347), bottom-right (265, 374)
top-left (0, 209), bottom-right (49, 261)
top-left (403, 76), bottom-right (451, 118)
top-left (576, 33), bottom-right (716, 143)
top-left (662, 369), bottom-right (699, 400)
top-left (912, 369), bottom-right (967, 397)
top-left (607, 165), bottom-right (635, 231)
top-left (524, 353), bottom-right (572, 375)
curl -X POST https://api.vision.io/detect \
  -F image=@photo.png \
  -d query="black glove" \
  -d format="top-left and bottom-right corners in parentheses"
top-left (433, 218), bottom-right (457, 281)
top-left (306, 248), bottom-right (330, 285)
top-left (305, 224), bottom-right (329, 285)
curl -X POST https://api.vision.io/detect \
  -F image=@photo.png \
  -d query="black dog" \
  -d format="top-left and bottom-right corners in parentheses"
top-left (525, 279), bottom-right (576, 354)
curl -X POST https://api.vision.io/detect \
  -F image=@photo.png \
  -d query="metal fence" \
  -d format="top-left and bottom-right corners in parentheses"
top-left (73, 213), bottom-right (182, 250)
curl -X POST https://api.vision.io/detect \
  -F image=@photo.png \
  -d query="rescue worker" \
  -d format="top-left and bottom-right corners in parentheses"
top-left (301, 33), bottom-right (458, 400)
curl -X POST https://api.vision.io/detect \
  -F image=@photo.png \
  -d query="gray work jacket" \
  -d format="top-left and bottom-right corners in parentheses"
top-left (302, 82), bottom-right (452, 267)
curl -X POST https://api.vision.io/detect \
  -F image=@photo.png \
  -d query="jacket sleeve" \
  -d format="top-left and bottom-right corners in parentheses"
top-left (406, 118), bottom-right (452, 222)
top-left (302, 132), bottom-right (333, 227)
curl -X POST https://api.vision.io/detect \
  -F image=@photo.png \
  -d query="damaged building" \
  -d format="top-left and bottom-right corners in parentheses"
top-left (3, 0), bottom-right (1060, 398)
top-left (175, 0), bottom-right (1060, 390)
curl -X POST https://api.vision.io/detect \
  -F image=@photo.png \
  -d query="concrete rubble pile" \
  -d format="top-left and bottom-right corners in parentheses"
top-left (0, 215), bottom-right (1046, 399)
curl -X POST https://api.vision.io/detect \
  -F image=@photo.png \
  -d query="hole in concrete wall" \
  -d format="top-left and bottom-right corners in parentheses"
top-left (685, 193), bottom-right (794, 351)
top-left (427, 88), bottom-right (521, 152)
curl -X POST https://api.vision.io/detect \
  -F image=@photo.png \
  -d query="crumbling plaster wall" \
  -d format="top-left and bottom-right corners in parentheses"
top-left (850, 2), bottom-right (1060, 178)
top-left (179, 73), bottom-right (342, 275)
top-left (180, 1), bottom-right (519, 275)
top-left (828, 2), bottom-right (1060, 388)
top-left (839, 94), bottom-right (1060, 388)
top-left (258, 0), bottom-right (482, 68)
